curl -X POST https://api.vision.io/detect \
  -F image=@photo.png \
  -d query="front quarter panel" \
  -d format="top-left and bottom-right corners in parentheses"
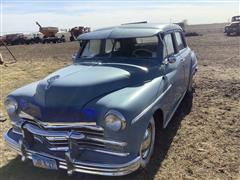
top-left (85, 76), bottom-right (165, 154)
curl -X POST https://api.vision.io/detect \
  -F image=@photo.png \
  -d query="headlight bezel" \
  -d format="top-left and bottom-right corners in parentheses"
top-left (104, 110), bottom-right (126, 132)
top-left (4, 97), bottom-right (18, 114)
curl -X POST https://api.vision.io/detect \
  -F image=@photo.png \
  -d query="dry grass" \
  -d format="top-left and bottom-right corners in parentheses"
top-left (0, 24), bottom-right (239, 180)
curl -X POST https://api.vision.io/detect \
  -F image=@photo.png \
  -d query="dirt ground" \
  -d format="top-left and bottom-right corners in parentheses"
top-left (0, 23), bottom-right (239, 180)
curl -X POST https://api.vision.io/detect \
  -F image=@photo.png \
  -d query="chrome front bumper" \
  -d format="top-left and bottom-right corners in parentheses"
top-left (4, 129), bottom-right (141, 176)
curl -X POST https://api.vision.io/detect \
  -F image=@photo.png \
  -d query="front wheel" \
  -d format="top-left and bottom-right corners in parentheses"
top-left (139, 117), bottom-right (155, 168)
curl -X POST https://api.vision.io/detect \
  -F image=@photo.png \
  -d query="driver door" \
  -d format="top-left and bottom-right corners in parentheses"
top-left (159, 33), bottom-right (186, 123)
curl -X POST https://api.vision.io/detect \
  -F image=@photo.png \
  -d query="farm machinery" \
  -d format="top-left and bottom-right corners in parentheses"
top-left (0, 33), bottom-right (42, 46)
top-left (36, 22), bottom-right (65, 43)
top-left (1, 23), bottom-right (91, 46)
top-left (1, 33), bottom-right (26, 45)
top-left (69, 26), bottom-right (90, 41)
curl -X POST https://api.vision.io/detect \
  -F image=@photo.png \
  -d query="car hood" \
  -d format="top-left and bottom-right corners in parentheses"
top-left (30, 63), bottom-right (157, 122)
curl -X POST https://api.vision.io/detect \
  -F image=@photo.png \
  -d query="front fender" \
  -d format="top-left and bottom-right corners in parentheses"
top-left (85, 76), bottom-right (168, 154)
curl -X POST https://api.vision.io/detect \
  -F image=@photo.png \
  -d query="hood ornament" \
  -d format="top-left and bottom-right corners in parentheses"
top-left (45, 75), bottom-right (60, 90)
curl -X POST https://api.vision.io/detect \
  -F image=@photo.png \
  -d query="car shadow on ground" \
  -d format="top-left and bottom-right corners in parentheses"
top-left (0, 92), bottom-right (193, 180)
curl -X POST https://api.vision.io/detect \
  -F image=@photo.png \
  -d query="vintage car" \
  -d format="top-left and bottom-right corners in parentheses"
top-left (224, 15), bottom-right (240, 36)
top-left (4, 23), bottom-right (197, 176)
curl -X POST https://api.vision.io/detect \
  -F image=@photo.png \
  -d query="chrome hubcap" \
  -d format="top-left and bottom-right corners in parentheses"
top-left (141, 125), bottom-right (152, 159)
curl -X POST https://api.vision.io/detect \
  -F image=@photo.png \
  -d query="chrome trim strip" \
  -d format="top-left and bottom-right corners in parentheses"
top-left (12, 128), bottom-right (22, 135)
top-left (88, 137), bottom-right (127, 147)
top-left (24, 123), bottom-right (67, 137)
top-left (19, 111), bottom-right (35, 120)
top-left (48, 146), bottom-right (129, 157)
top-left (45, 136), bottom-right (67, 141)
top-left (101, 63), bottom-right (149, 72)
top-left (18, 116), bottom-right (101, 130)
top-left (58, 156), bottom-right (140, 169)
top-left (85, 149), bottom-right (129, 157)
top-left (4, 130), bottom-right (139, 176)
top-left (58, 157), bottom-right (139, 173)
top-left (131, 84), bottom-right (172, 124)
top-left (40, 122), bottom-right (99, 129)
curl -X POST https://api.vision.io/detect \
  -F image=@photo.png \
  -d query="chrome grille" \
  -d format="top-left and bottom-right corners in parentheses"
top-left (23, 123), bottom-right (104, 149)
top-left (19, 122), bottom-right (128, 156)
top-left (44, 135), bottom-right (105, 149)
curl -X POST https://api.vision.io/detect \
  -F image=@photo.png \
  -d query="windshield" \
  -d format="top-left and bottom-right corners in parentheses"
top-left (79, 36), bottom-right (159, 61)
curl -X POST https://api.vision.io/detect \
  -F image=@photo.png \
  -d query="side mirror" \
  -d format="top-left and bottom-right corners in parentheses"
top-left (168, 56), bottom-right (176, 64)
top-left (162, 56), bottom-right (176, 65)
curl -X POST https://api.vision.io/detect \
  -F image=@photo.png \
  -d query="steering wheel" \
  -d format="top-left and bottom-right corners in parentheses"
top-left (132, 49), bottom-right (153, 58)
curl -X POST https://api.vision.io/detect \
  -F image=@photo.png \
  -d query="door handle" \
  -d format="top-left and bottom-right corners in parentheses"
top-left (180, 58), bottom-right (185, 62)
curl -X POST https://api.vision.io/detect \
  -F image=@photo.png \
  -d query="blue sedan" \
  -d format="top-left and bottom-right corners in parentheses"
top-left (4, 23), bottom-right (197, 176)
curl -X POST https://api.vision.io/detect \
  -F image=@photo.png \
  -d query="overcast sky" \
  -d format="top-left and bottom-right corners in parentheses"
top-left (1, 0), bottom-right (239, 35)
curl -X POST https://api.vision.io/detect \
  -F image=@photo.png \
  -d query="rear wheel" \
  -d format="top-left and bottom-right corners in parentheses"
top-left (139, 117), bottom-right (155, 168)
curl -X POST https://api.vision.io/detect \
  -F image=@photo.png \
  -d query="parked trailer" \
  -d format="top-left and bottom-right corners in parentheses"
top-left (41, 35), bottom-right (65, 44)
top-left (3, 33), bottom-right (26, 46)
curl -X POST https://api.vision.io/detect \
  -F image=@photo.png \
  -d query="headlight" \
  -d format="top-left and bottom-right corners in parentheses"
top-left (4, 97), bottom-right (18, 114)
top-left (104, 110), bottom-right (126, 131)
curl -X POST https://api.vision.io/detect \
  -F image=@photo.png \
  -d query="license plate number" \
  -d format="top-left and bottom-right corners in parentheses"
top-left (32, 154), bottom-right (58, 170)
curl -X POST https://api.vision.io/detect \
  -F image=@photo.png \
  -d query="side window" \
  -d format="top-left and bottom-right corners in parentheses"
top-left (174, 32), bottom-right (186, 51)
top-left (163, 34), bottom-right (175, 58)
top-left (81, 40), bottom-right (101, 57)
top-left (113, 40), bottom-right (121, 51)
top-left (105, 39), bottom-right (114, 53)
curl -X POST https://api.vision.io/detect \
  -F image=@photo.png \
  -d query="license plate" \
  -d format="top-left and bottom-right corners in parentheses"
top-left (32, 154), bottom-right (58, 170)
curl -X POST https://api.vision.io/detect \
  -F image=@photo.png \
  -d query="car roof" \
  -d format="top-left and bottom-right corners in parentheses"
top-left (78, 23), bottom-right (182, 40)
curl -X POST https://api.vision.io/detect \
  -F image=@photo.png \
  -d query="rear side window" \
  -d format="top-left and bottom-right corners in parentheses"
top-left (105, 39), bottom-right (114, 53)
top-left (163, 34), bottom-right (175, 58)
top-left (175, 32), bottom-right (186, 51)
